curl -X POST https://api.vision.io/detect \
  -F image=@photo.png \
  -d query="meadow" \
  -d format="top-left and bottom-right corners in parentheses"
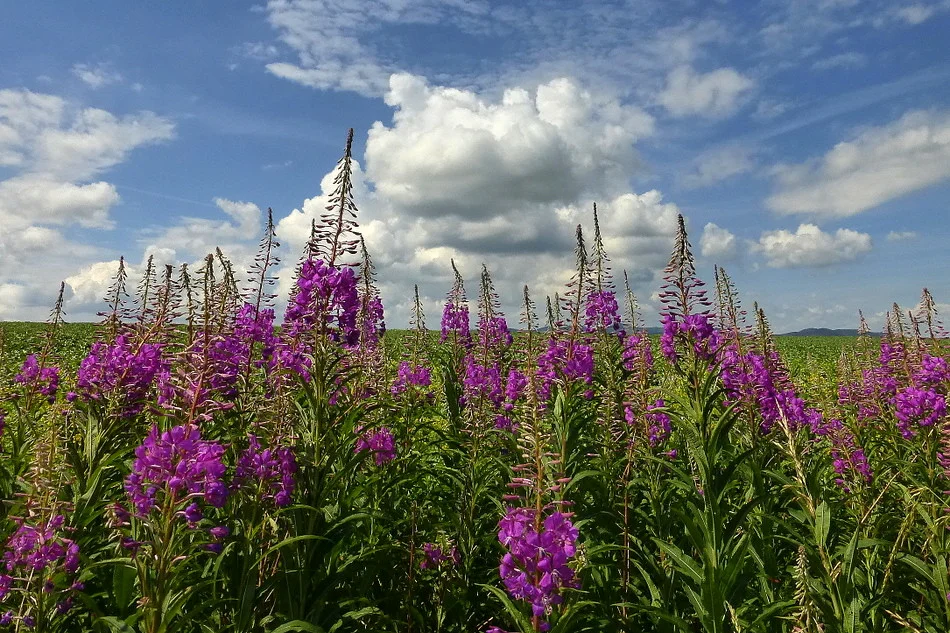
top-left (0, 137), bottom-right (947, 633)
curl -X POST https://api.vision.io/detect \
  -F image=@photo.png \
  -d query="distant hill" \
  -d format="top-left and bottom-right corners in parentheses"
top-left (778, 328), bottom-right (880, 337)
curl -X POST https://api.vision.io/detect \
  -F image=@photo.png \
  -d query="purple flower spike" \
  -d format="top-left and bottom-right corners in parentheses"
top-left (125, 424), bottom-right (229, 520)
top-left (355, 427), bottom-right (396, 466)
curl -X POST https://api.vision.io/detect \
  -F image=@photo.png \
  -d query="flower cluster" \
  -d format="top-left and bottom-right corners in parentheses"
top-left (391, 361), bottom-right (432, 396)
top-left (234, 303), bottom-right (279, 363)
top-left (284, 258), bottom-right (359, 344)
top-left (14, 355), bottom-right (60, 404)
top-left (73, 335), bottom-right (163, 414)
top-left (440, 300), bottom-right (471, 346)
top-left (584, 290), bottom-right (623, 336)
top-left (0, 515), bottom-right (83, 621)
top-left (478, 315), bottom-right (513, 351)
top-left (536, 339), bottom-right (594, 402)
top-left (125, 424), bottom-right (229, 518)
top-left (892, 386), bottom-right (947, 439)
top-left (462, 356), bottom-right (504, 409)
top-left (420, 542), bottom-right (460, 570)
top-left (661, 313), bottom-right (720, 363)
top-left (234, 434), bottom-right (297, 507)
top-left (497, 507), bottom-right (580, 625)
top-left (355, 427), bottom-right (396, 466)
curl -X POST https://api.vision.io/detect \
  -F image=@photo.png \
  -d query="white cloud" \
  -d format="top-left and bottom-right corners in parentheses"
top-left (0, 88), bottom-right (174, 318)
top-left (767, 110), bottom-right (950, 218)
top-left (263, 0), bottom-right (489, 96)
top-left (657, 65), bottom-right (754, 118)
top-left (683, 145), bottom-right (756, 188)
top-left (365, 74), bottom-right (653, 219)
top-left (896, 4), bottom-right (936, 24)
top-left (886, 230), bottom-right (917, 241)
top-left (754, 223), bottom-right (872, 268)
top-left (71, 63), bottom-right (123, 89)
top-left (700, 223), bottom-right (738, 260)
top-left (811, 51), bottom-right (867, 70)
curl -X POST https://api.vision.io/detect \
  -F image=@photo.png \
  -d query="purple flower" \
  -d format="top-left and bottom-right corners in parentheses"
top-left (497, 507), bottom-right (580, 624)
top-left (420, 542), bottom-right (460, 570)
top-left (661, 313), bottom-right (720, 364)
top-left (537, 339), bottom-right (594, 403)
top-left (462, 356), bottom-right (504, 409)
top-left (355, 427), bottom-right (396, 466)
top-left (209, 526), bottom-right (229, 540)
top-left (584, 290), bottom-right (623, 336)
top-left (892, 386), bottom-right (947, 438)
top-left (284, 259), bottom-right (359, 345)
top-left (124, 424), bottom-right (229, 518)
top-left (14, 355), bottom-right (60, 404)
top-left (441, 300), bottom-right (472, 346)
top-left (233, 434), bottom-right (297, 507)
top-left (75, 335), bottom-right (163, 414)
top-left (916, 354), bottom-right (950, 389)
top-left (478, 315), bottom-right (513, 351)
top-left (391, 362), bottom-right (432, 396)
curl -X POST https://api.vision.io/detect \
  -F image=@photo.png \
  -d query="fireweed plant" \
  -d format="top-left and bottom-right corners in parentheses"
top-left (0, 130), bottom-right (948, 633)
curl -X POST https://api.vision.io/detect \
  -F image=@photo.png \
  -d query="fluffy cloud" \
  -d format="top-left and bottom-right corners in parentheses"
top-left (71, 63), bottom-right (123, 89)
top-left (0, 88), bottom-right (174, 318)
top-left (365, 74), bottom-right (653, 219)
top-left (700, 223), bottom-right (738, 260)
top-left (767, 110), bottom-right (950, 218)
top-left (754, 223), bottom-right (872, 268)
top-left (657, 65), bottom-right (754, 118)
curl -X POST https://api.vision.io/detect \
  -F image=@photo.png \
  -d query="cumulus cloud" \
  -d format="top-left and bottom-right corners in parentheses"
top-left (657, 65), bottom-right (754, 118)
top-left (700, 223), bottom-right (738, 260)
top-left (754, 223), bottom-right (872, 268)
top-left (767, 110), bottom-right (950, 218)
top-left (0, 88), bottom-right (174, 318)
top-left (71, 62), bottom-right (123, 89)
top-left (365, 74), bottom-right (653, 219)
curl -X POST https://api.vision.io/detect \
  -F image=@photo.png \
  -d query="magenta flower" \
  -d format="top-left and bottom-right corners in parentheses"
top-left (125, 424), bottom-right (229, 519)
top-left (233, 434), bottom-right (297, 507)
top-left (355, 427), bottom-right (396, 466)
top-left (892, 386), bottom-right (947, 438)
top-left (75, 335), bottom-right (163, 414)
top-left (584, 290), bottom-right (623, 336)
top-left (14, 355), bottom-right (60, 404)
top-left (391, 361), bottom-right (432, 396)
top-left (497, 507), bottom-right (580, 624)
top-left (284, 258), bottom-right (359, 345)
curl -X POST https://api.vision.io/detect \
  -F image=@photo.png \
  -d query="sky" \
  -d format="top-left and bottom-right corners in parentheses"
top-left (1, 0), bottom-right (949, 332)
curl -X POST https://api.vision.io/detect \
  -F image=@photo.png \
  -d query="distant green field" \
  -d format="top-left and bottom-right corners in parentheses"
top-left (0, 321), bottom-right (858, 390)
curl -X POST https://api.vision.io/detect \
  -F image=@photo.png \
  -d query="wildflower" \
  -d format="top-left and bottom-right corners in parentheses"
top-left (584, 290), bottom-right (623, 336)
top-left (233, 434), bottom-right (297, 507)
top-left (124, 425), bottom-right (229, 519)
top-left (892, 386), bottom-right (947, 439)
top-left (391, 362), bottom-right (432, 396)
top-left (497, 507), bottom-right (580, 624)
top-left (75, 335), bottom-right (163, 414)
top-left (14, 355), bottom-right (60, 403)
top-left (355, 427), bottom-right (396, 466)
top-left (284, 258), bottom-right (359, 344)
top-left (420, 542), bottom-right (460, 570)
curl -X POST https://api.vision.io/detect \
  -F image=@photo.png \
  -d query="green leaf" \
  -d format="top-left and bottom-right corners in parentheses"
top-left (815, 501), bottom-right (831, 549)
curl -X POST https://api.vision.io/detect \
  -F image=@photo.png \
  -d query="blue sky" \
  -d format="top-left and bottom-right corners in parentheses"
top-left (1, 0), bottom-right (949, 331)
